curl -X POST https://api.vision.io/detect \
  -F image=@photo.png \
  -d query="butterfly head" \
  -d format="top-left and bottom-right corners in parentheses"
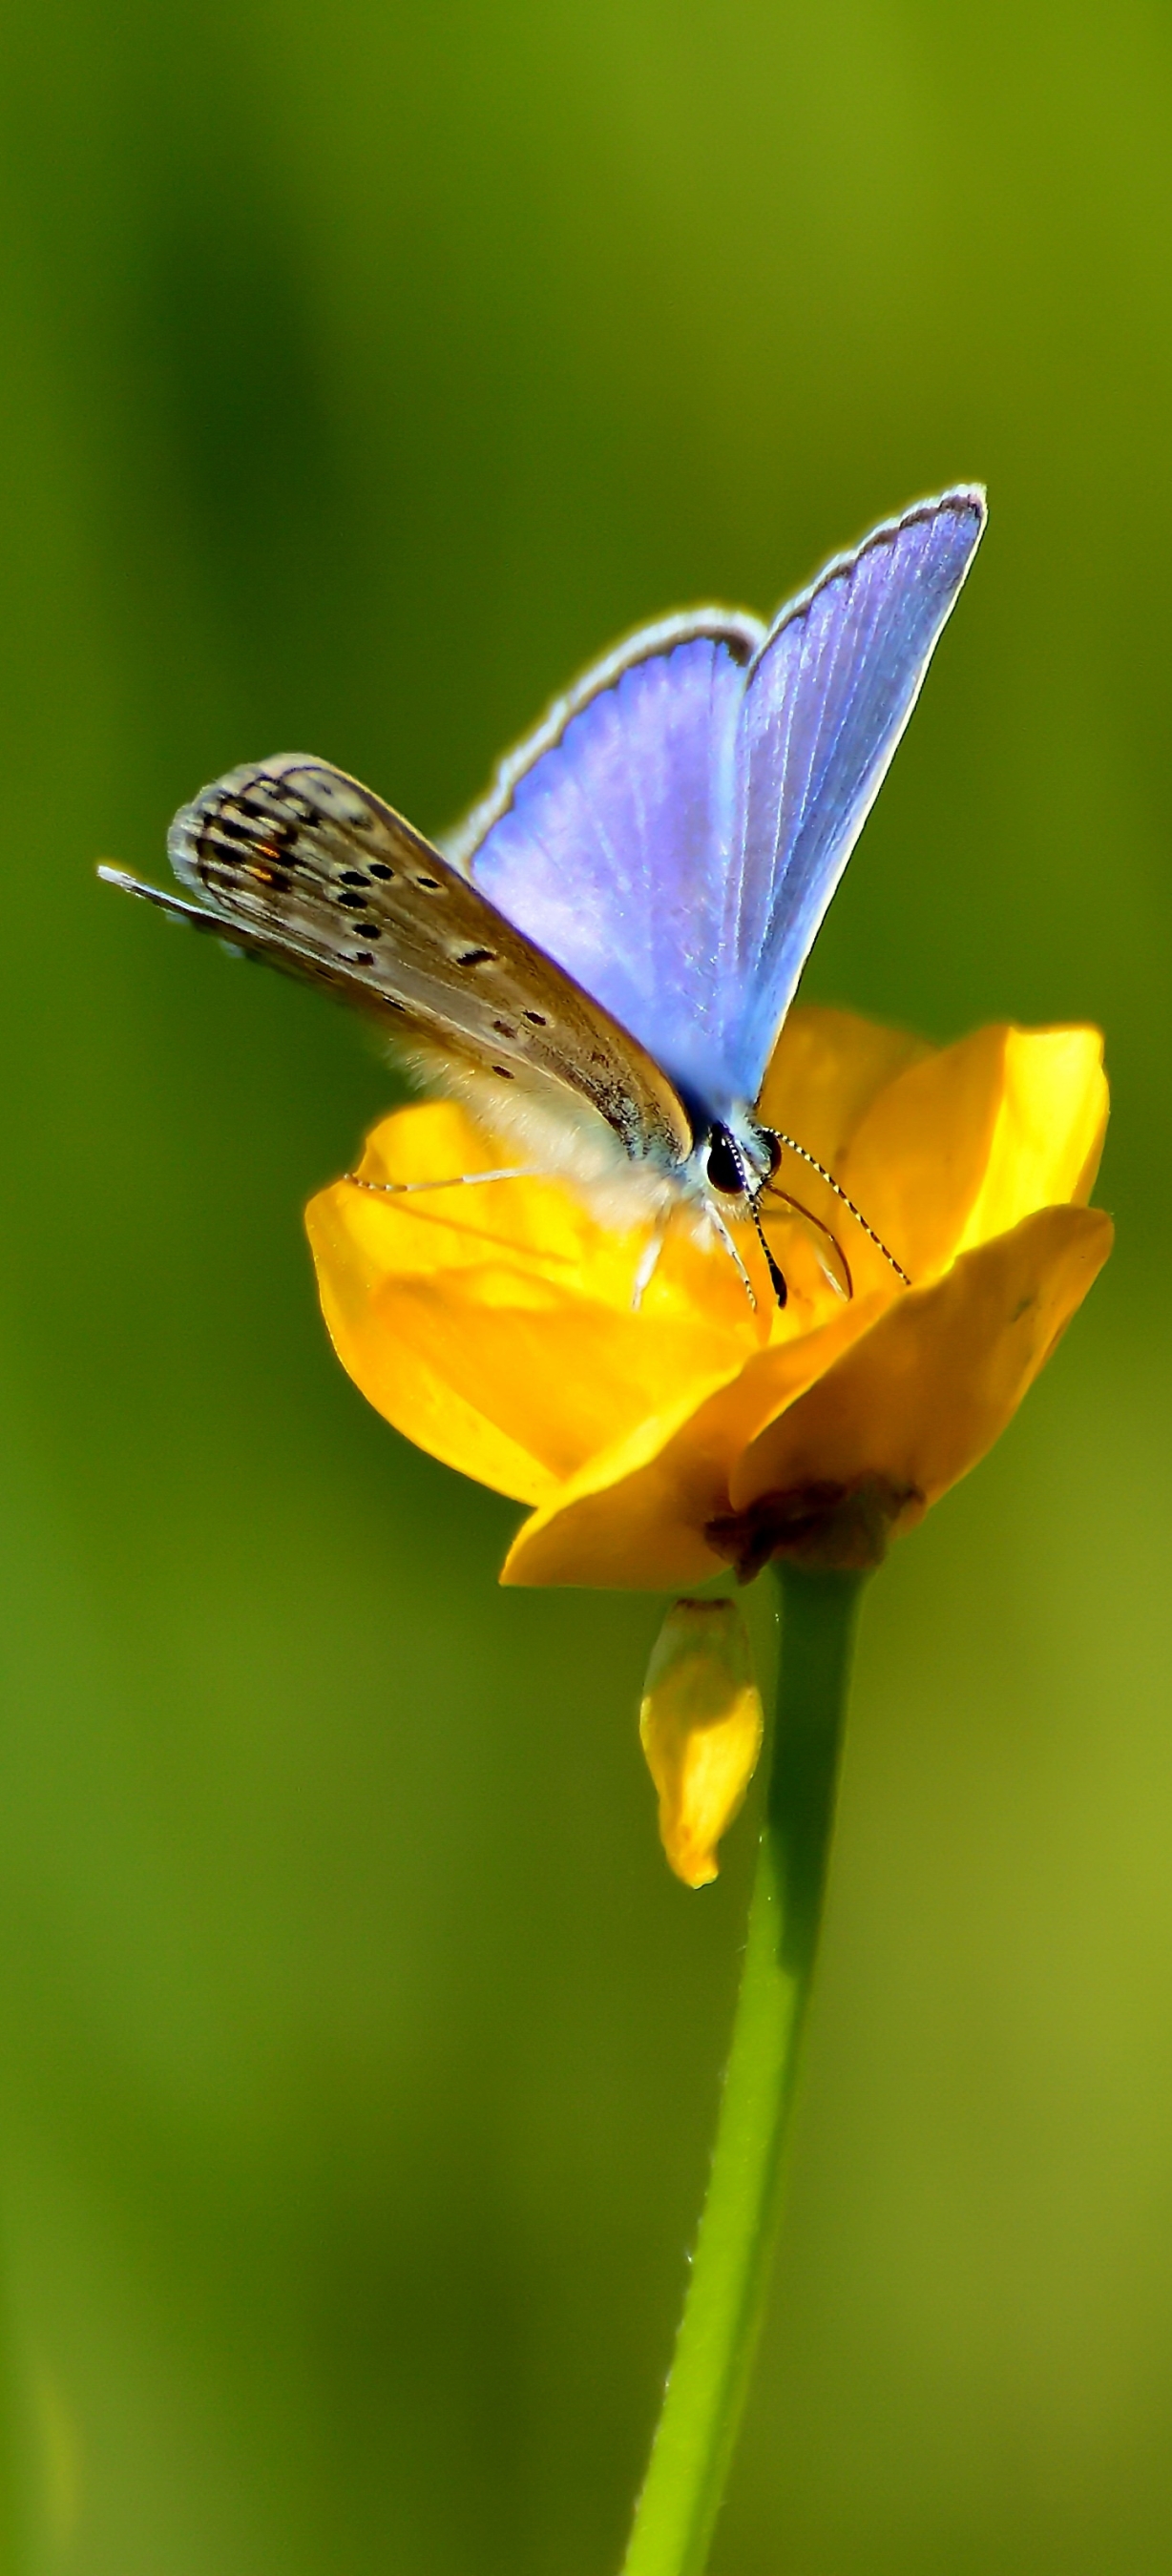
top-left (700, 1117), bottom-right (780, 1203)
top-left (686, 1111), bottom-right (788, 1310)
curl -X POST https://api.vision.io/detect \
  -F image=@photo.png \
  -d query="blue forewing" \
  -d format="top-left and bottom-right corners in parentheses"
top-left (450, 489), bottom-right (986, 1124)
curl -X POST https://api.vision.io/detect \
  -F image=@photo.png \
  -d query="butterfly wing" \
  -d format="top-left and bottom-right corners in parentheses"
top-left (450, 611), bottom-right (765, 1115)
top-left (722, 488), bottom-right (987, 1099)
top-left (101, 756), bottom-right (694, 1169)
top-left (456, 495), bottom-right (984, 1121)
top-left (106, 498), bottom-right (984, 1170)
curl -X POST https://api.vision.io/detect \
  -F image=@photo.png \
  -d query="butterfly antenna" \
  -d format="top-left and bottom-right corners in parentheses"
top-left (764, 1132), bottom-right (911, 1287)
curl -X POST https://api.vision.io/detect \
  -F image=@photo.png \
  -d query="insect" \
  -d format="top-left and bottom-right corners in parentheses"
top-left (101, 486), bottom-right (986, 1309)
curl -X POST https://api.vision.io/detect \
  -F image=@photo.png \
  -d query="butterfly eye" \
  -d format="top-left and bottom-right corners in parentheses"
top-left (704, 1128), bottom-right (745, 1196)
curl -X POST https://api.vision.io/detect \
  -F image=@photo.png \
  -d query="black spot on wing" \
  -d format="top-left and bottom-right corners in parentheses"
top-left (212, 811), bottom-right (262, 845)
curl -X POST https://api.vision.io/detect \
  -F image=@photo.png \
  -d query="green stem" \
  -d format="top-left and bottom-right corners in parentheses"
top-left (620, 1562), bottom-right (866, 2576)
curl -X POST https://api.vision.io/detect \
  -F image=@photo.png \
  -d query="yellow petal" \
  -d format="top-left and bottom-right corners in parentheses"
top-left (638, 1598), bottom-right (764, 1887)
top-left (837, 1023), bottom-right (1108, 1290)
top-left (757, 1004), bottom-right (931, 1167)
top-left (835, 1025), bottom-right (1023, 1286)
top-left (306, 1100), bottom-right (758, 1506)
top-left (722, 1203), bottom-right (1115, 1569)
top-left (951, 1026), bottom-right (1108, 1251)
top-left (501, 1294), bottom-right (880, 1588)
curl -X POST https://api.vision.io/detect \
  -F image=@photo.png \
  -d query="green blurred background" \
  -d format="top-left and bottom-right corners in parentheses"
top-left (0, 0), bottom-right (1169, 2566)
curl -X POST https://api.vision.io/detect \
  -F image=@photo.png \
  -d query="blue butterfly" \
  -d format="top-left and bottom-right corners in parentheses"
top-left (101, 487), bottom-right (986, 1306)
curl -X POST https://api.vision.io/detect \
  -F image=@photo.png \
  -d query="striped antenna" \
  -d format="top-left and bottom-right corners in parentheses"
top-left (762, 1132), bottom-right (911, 1288)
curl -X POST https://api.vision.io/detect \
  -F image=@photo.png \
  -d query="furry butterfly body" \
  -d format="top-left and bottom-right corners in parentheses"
top-left (101, 488), bottom-right (986, 1290)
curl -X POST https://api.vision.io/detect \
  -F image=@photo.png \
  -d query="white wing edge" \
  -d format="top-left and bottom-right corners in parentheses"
top-left (440, 492), bottom-right (985, 877)
top-left (440, 605), bottom-right (766, 874)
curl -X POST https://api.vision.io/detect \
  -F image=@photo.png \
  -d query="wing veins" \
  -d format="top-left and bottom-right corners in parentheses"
top-left (160, 758), bottom-right (694, 1167)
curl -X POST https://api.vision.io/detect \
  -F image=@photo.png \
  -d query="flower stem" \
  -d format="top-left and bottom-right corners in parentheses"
top-left (620, 1562), bottom-right (866, 2576)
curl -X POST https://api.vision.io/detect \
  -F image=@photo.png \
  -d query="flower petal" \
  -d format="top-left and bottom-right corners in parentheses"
top-left (951, 1026), bottom-right (1108, 1249)
top-left (725, 1203), bottom-right (1115, 1565)
top-left (501, 1294), bottom-right (882, 1587)
top-left (756, 1005), bottom-right (931, 1166)
top-left (308, 1181), bottom-right (561, 1503)
top-left (306, 1100), bottom-right (758, 1506)
top-left (838, 1024), bottom-right (1108, 1289)
top-left (835, 1025), bottom-right (1023, 1285)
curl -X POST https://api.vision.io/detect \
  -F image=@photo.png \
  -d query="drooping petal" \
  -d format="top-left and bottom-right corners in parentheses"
top-left (638, 1598), bottom-right (764, 1886)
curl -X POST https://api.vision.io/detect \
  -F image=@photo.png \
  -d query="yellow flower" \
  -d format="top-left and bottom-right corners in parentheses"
top-left (305, 1007), bottom-right (1112, 1588)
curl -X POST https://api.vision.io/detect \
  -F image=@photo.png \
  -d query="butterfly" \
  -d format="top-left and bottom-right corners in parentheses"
top-left (101, 486), bottom-right (986, 1308)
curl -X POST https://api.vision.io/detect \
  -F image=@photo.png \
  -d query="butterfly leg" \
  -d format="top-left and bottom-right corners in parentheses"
top-left (630, 1214), bottom-right (670, 1312)
top-left (345, 1166), bottom-right (540, 1196)
top-left (707, 1208), bottom-right (759, 1313)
